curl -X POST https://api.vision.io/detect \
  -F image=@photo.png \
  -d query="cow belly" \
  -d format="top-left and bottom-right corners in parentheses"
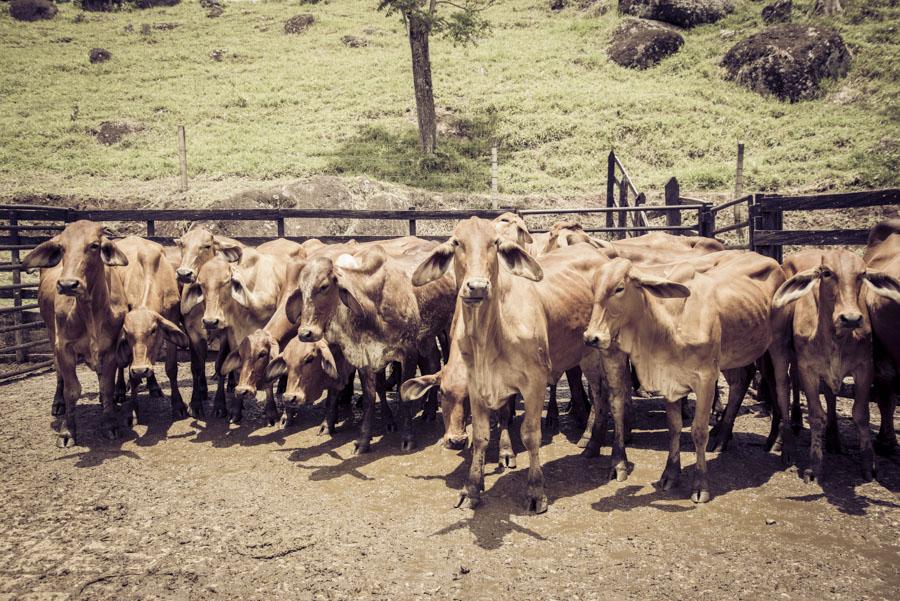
top-left (631, 355), bottom-right (693, 401)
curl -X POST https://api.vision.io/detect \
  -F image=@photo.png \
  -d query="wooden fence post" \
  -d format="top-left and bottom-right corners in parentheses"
top-left (617, 177), bottom-right (628, 239)
top-left (606, 151), bottom-right (616, 230)
top-left (276, 217), bottom-right (285, 238)
top-left (408, 206), bottom-right (417, 236)
top-left (699, 204), bottom-right (715, 238)
top-left (634, 192), bottom-right (647, 236)
top-left (734, 142), bottom-right (746, 244)
top-left (665, 177), bottom-right (681, 233)
top-left (491, 146), bottom-right (498, 210)
top-left (178, 125), bottom-right (188, 192)
top-left (10, 213), bottom-right (25, 363)
top-left (146, 219), bottom-right (155, 237)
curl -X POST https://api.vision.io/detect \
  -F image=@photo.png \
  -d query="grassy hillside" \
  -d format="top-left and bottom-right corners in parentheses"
top-left (0, 0), bottom-right (897, 204)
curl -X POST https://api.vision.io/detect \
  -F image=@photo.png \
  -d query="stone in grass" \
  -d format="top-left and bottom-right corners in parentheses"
top-left (618, 0), bottom-right (734, 29)
top-left (133, 0), bottom-right (181, 8)
top-left (722, 24), bottom-right (852, 102)
top-left (761, 0), bottom-right (792, 24)
top-left (89, 47), bottom-right (112, 64)
top-left (9, 0), bottom-right (58, 22)
top-left (285, 14), bottom-right (315, 34)
top-left (341, 35), bottom-right (368, 48)
top-left (92, 121), bottom-right (144, 145)
top-left (608, 18), bottom-right (684, 69)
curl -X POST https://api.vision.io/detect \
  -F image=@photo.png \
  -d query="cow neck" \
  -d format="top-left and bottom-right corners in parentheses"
top-left (459, 275), bottom-right (508, 360)
top-left (79, 266), bottom-right (117, 367)
top-left (626, 288), bottom-right (681, 357)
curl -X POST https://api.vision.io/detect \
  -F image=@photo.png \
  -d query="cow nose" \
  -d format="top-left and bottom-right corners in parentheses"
top-left (57, 279), bottom-right (80, 295)
top-left (235, 386), bottom-right (254, 399)
top-left (130, 366), bottom-right (151, 379)
top-left (202, 318), bottom-right (220, 329)
top-left (297, 327), bottom-right (317, 342)
top-left (839, 312), bottom-right (863, 328)
top-left (584, 333), bottom-right (600, 348)
top-left (282, 393), bottom-right (298, 407)
top-left (176, 268), bottom-right (195, 283)
top-left (466, 279), bottom-right (489, 292)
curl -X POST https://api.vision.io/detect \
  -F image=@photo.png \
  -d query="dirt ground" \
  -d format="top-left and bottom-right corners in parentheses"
top-left (0, 365), bottom-right (898, 601)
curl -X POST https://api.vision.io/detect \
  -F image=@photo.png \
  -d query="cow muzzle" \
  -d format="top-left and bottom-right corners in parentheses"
top-left (235, 386), bottom-right (256, 400)
top-left (129, 366), bottom-right (152, 380)
top-left (282, 393), bottom-right (302, 408)
top-left (56, 279), bottom-right (83, 296)
top-left (176, 268), bottom-right (195, 284)
top-left (837, 312), bottom-right (863, 330)
top-left (461, 278), bottom-right (491, 304)
top-left (297, 326), bottom-right (322, 343)
top-left (203, 317), bottom-right (222, 331)
top-left (584, 331), bottom-right (611, 350)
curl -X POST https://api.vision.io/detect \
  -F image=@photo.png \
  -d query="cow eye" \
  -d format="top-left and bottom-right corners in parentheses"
top-left (821, 269), bottom-right (832, 278)
top-left (258, 350), bottom-right (267, 359)
top-left (451, 239), bottom-right (460, 247)
top-left (304, 355), bottom-right (315, 364)
top-left (614, 285), bottom-right (625, 294)
top-left (90, 242), bottom-right (100, 251)
top-left (318, 282), bottom-right (330, 293)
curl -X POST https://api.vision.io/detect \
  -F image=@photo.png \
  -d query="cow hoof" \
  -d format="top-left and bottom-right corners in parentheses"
top-left (400, 438), bottom-right (416, 452)
top-left (861, 464), bottom-right (875, 482)
top-left (802, 469), bottom-right (817, 484)
top-left (213, 406), bottom-right (227, 419)
top-left (526, 494), bottom-right (548, 514)
top-left (188, 402), bottom-right (205, 419)
top-left (456, 492), bottom-right (480, 510)
top-left (384, 420), bottom-right (398, 434)
top-left (280, 414), bottom-right (295, 430)
top-left (579, 443), bottom-right (600, 459)
top-left (126, 409), bottom-right (139, 428)
top-left (352, 440), bottom-right (371, 455)
top-left (610, 464), bottom-right (628, 482)
top-left (316, 423), bottom-right (334, 437)
top-left (56, 432), bottom-right (76, 448)
top-left (443, 436), bottom-right (467, 451)
top-left (51, 402), bottom-right (65, 417)
top-left (543, 416), bottom-right (558, 432)
top-left (500, 453), bottom-right (516, 469)
top-left (780, 448), bottom-right (795, 468)
top-left (655, 470), bottom-right (679, 491)
top-left (104, 426), bottom-right (121, 441)
top-left (691, 490), bottom-right (710, 504)
top-left (874, 437), bottom-right (897, 456)
top-left (172, 403), bottom-right (188, 420)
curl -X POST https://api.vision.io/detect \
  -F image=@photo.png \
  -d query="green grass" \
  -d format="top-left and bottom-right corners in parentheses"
top-left (0, 0), bottom-right (898, 203)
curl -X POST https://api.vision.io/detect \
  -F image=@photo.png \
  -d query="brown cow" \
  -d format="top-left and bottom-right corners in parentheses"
top-left (772, 249), bottom-right (900, 482)
top-left (286, 237), bottom-right (455, 453)
top-left (114, 236), bottom-right (190, 422)
top-left (405, 218), bottom-right (618, 513)
top-left (584, 251), bottom-right (784, 502)
top-left (23, 221), bottom-right (131, 447)
top-left (865, 219), bottom-right (900, 455)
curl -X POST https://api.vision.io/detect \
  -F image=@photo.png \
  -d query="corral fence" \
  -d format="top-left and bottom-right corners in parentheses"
top-left (1, 151), bottom-right (897, 381)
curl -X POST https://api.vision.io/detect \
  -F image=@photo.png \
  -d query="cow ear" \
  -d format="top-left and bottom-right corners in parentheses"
top-left (116, 336), bottom-right (132, 368)
top-left (864, 270), bottom-right (900, 304)
top-left (773, 269), bottom-right (819, 308)
top-left (497, 240), bottom-right (543, 281)
top-left (265, 356), bottom-right (288, 382)
top-left (401, 371), bottom-right (442, 401)
top-left (231, 274), bottom-right (251, 307)
top-left (157, 315), bottom-right (190, 349)
top-left (632, 270), bottom-right (690, 299)
top-left (216, 240), bottom-right (242, 263)
top-left (412, 240), bottom-right (455, 286)
top-left (100, 239), bottom-right (129, 266)
top-left (515, 223), bottom-right (533, 246)
top-left (181, 283), bottom-right (204, 315)
top-left (22, 240), bottom-right (62, 270)
top-left (220, 349), bottom-right (242, 376)
top-left (587, 237), bottom-right (615, 252)
top-left (337, 285), bottom-right (364, 315)
top-left (317, 342), bottom-right (338, 380)
top-left (285, 287), bottom-right (303, 323)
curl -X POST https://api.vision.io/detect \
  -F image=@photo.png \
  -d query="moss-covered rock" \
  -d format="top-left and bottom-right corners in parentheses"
top-left (618, 0), bottom-right (733, 28)
top-left (608, 18), bottom-right (684, 69)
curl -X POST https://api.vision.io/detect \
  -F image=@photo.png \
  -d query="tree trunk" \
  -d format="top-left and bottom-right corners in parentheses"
top-left (813, 0), bottom-right (842, 16)
top-left (407, 13), bottom-right (437, 154)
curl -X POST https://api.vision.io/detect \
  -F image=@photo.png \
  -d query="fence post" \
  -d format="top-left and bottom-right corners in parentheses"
top-left (734, 142), bottom-right (746, 245)
top-left (755, 195), bottom-right (783, 263)
top-left (748, 194), bottom-right (756, 252)
top-left (617, 179), bottom-right (628, 239)
top-left (665, 177), bottom-right (681, 234)
top-left (634, 192), bottom-right (647, 236)
top-left (606, 151), bottom-right (616, 230)
top-left (146, 219), bottom-right (155, 238)
top-left (178, 125), bottom-right (188, 192)
top-left (276, 217), bottom-right (285, 238)
top-left (491, 146), bottom-right (498, 210)
top-left (699, 204), bottom-right (715, 238)
top-left (10, 213), bottom-right (25, 363)
top-left (408, 206), bottom-right (417, 236)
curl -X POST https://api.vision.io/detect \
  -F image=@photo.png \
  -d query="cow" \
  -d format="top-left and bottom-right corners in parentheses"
top-left (771, 249), bottom-right (900, 482)
top-left (583, 251), bottom-right (784, 502)
top-left (114, 236), bottom-right (190, 423)
top-left (864, 219), bottom-right (900, 455)
top-left (22, 221), bottom-right (131, 447)
top-left (403, 218), bottom-right (622, 513)
top-left (286, 237), bottom-right (455, 454)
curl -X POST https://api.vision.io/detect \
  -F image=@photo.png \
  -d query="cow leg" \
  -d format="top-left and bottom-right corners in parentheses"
top-left (824, 385), bottom-right (842, 454)
top-left (376, 369), bottom-right (396, 433)
top-left (657, 399), bottom-right (683, 491)
top-left (597, 350), bottom-right (630, 481)
top-left (264, 386), bottom-right (279, 427)
top-left (353, 369), bottom-right (378, 455)
top-left (767, 340), bottom-right (796, 467)
top-left (708, 364), bottom-right (755, 452)
top-left (440, 378), bottom-right (469, 451)
top-left (214, 345), bottom-right (237, 423)
top-left (276, 374), bottom-right (287, 403)
top-left (578, 386), bottom-right (605, 453)
top-left (56, 353), bottom-right (81, 448)
top-left (317, 388), bottom-right (340, 436)
top-left (396, 357), bottom-right (418, 451)
top-left (800, 370), bottom-right (825, 484)
top-left (689, 376), bottom-right (716, 503)
top-left (52, 369), bottom-right (65, 416)
top-left (115, 366), bottom-right (127, 405)
top-left (127, 373), bottom-right (141, 426)
top-left (544, 383), bottom-right (559, 434)
top-left (418, 343), bottom-right (440, 422)
top-left (167, 344), bottom-right (187, 420)
top-left (852, 365), bottom-right (875, 482)
top-left (457, 399), bottom-right (488, 510)
top-left (521, 383), bottom-right (548, 514)
top-left (565, 366), bottom-right (590, 427)
top-left (874, 379), bottom-right (897, 456)
top-left (498, 395), bottom-right (516, 469)
top-left (98, 358), bottom-right (121, 440)
top-left (188, 339), bottom-right (207, 419)
top-left (790, 365), bottom-right (803, 434)
top-left (147, 373), bottom-right (164, 399)
top-left (437, 330), bottom-right (450, 364)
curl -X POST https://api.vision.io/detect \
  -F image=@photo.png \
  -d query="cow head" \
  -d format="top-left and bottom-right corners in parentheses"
top-left (492, 212), bottom-right (533, 247)
top-left (773, 250), bottom-right (898, 335)
top-left (181, 257), bottom-right (232, 337)
top-left (22, 221), bottom-right (128, 298)
top-left (265, 338), bottom-right (339, 410)
top-left (584, 257), bottom-right (690, 350)
top-left (412, 217), bottom-right (543, 306)
top-left (117, 307), bottom-right (189, 379)
top-left (286, 247), bottom-right (387, 343)
top-left (219, 328), bottom-right (280, 401)
top-left (174, 227), bottom-right (242, 284)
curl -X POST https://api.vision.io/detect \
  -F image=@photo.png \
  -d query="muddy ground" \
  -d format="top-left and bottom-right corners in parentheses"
top-left (0, 365), bottom-right (898, 601)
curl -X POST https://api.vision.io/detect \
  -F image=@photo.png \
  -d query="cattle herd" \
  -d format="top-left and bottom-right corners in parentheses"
top-left (20, 214), bottom-right (900, 513)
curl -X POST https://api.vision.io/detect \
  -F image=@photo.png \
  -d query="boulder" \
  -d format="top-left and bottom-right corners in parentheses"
top-left (761, 0), bottom-right (791, 24)
top-left (92, 121), bottom-right (143, 145)
top-left (89, 47), bottom-right (112, 64)
top-left (80, 0), bottom-right (122, 11)
top-left (284, 14), bottom-right (315, 34)
top-left (341, 35), bottom-right (369, 48)
top-left (618, 0), bottom-right (734, 28)
top-left (9, 0), bottom-right (58, 21)
top-left (550, 0), bottom-right (568, 10)
top-left (608, 18), bottom-right (684, 69)
top-left (133, 0), bottom-right (181, 7)
top-left (722, 24), bottom-right (852, 102)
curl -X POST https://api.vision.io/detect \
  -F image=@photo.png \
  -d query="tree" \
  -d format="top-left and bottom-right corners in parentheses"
top-left (378, 1), bottom-right (493, 155)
